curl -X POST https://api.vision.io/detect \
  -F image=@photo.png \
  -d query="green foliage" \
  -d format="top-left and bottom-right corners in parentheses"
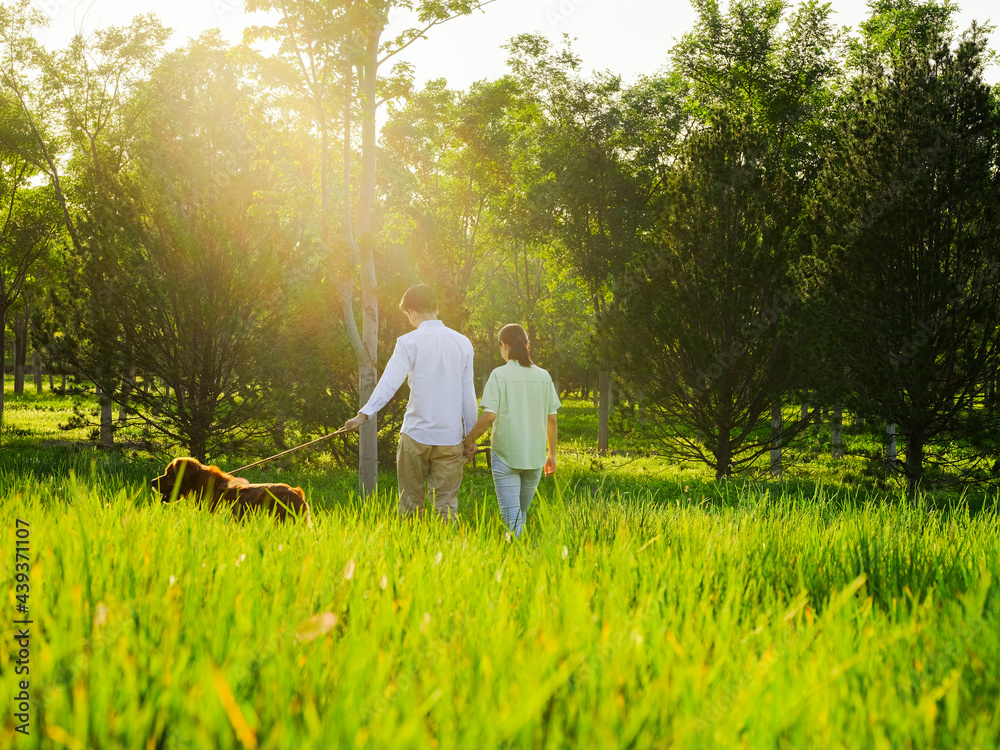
top-left (802, 2), bottom-right (1000, 484)
top-left (608, 114), bottom-right (791, 478)
top-left (605, 0), bottom-right (841, 478)
top-left (3, 0), bottom-right (1000, 482)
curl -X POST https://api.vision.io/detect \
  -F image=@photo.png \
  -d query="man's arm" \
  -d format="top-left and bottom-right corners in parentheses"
top-left (461, 345), bottom-right (478, 437)
top-left (341, 340), bottom-right (411, 432)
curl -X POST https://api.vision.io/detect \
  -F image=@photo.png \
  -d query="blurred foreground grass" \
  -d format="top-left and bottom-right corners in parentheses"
top-left (1, 471), bottom-right (999, 748)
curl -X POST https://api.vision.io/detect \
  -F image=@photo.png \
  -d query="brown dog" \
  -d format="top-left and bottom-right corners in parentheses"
top-left (152, 457), bottom-right (311, 524)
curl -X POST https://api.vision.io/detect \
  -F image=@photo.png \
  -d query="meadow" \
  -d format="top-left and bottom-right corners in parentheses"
top-left (1, 380), bottom-right (999, 749)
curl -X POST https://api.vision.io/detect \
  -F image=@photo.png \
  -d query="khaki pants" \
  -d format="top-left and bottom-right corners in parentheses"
top-left (396, 432), bottom-right (465, 520)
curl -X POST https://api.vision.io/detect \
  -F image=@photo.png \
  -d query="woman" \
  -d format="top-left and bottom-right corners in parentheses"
top-left (464, 324), bottom-right (560, 537)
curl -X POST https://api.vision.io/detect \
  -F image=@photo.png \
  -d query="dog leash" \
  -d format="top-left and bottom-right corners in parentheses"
top-left (229, 427), bottom-right (350, 475)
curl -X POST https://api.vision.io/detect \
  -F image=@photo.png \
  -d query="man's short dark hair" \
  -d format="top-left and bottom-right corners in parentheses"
top-left (399, 284), bottom-right (438, 313)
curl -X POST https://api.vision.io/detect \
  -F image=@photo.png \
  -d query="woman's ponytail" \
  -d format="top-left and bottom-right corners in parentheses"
top-left (499, 323), bottom-right (532, 367)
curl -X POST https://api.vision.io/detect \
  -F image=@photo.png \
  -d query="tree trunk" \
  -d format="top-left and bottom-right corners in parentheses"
top-left (358, 359), bottom-right (378, 493)
top-left (190, 429), bottom-right (207, 463)
top-left (597, 368), bottom-right (612, 454)
top-left (97, 386), bottom-right (114, 447)
top-left (271, 419), bottom-right (287, 451)
top-left (355, 35), bottom-right (381, 497)
top-left (0, 315), bottom-right (6, 435)
top-left (336, 44), bottom-right (382, 498)
top-left (549, 325), bottom-right (560, 395)
top-left (13, 314), bottom-right (27, 396)
top-left (770, 401), bottom-right (782, 478)
top-left (886, 422), bottom-right (897, 462)
top-left (117, 366), bottom-right (135, 426)
top-left (831, 405), bottom-right (844, 459)
top-left (905, 432), bottom-right (924, 488)
top-left (29, 316), bottom-right (41, 394)
top-left (714, 429), bottom-right (732, 480)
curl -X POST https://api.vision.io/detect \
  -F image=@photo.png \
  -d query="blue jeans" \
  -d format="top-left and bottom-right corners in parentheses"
top-left (491, 456), bottom-right (542, 537)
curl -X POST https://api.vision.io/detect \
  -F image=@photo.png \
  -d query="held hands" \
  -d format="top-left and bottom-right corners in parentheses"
top-left (463, 436), bottom-right (477, 464)
top-left (544, 453), bottom-right (556, 477)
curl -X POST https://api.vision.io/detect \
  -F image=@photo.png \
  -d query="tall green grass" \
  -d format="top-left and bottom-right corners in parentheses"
top-left (2, 472), bottom-right (998, 749)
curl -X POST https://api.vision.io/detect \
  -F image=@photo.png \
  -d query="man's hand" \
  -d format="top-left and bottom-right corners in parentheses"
top-left (463, 437), bottom-right (477, 464)
top-left (341, 412), bottom-right (368, 433)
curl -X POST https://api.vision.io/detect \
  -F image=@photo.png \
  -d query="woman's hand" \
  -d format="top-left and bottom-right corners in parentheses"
top-left (464, 412), bottom-right (497, 465)
top-left (545, 414), bottom-right (557, 476)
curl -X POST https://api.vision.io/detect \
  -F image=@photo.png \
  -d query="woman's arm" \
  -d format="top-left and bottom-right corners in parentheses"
top-left (544, 413), bottom-right (558, 475)
top-left (463, 411), bottom-right (497, 458)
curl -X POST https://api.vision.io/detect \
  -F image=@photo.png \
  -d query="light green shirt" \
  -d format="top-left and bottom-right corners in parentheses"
top-left (480, 361), bottom-right (561, 470)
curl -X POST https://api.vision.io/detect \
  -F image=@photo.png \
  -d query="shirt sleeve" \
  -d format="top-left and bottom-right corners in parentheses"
top-left (480, 370), bottom-right (500, 414)
top-left (461, 343), bottom-right (478, 436)
top-left (547, 375), bottom-right (561, 415)
top-left (359, 339), bottom-right (412, 417)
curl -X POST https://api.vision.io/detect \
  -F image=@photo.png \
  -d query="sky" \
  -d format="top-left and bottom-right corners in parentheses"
top-left (32, 0), bottom-right (1000, 88)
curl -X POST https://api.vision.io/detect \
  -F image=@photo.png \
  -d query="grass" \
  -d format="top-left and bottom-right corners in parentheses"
top-left (1, 379), bottom-right (999, 748)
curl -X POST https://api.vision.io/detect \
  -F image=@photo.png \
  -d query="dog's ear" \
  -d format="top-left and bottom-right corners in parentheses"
top-left (173, 458), bottom-right (198, 495)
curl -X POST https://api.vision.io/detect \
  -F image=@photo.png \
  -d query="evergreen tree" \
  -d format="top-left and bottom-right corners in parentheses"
top-left (802, 1), bottom-right (1000, 485)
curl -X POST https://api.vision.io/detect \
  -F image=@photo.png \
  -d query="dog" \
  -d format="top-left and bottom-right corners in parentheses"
top-left (152, 457), bottom-right (311, 524)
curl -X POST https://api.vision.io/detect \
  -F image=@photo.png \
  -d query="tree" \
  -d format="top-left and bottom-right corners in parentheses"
top-left (123, 35), bottom-right (308, 460)
top-left (0, 0), bottom-right (58, 429)
top-left (608, 115), bottom-right (796, 477)
top-left (0, 179), bottom-right (54, 432)
top-left (605, 0), bottom-right (840, 478)
top-left (1, 7), bottom-right (172, 446)
top-left (802, 1), bottom-right (1000, 486)
top-left (246, 0), bottom-right (498, 494)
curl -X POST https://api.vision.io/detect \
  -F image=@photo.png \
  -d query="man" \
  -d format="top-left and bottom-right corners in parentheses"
top-left (341, 284), bottom-right (477, 520)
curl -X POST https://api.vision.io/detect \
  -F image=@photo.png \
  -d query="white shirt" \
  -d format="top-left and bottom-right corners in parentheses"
top-left (359, 320), bottom-right (477, 446)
